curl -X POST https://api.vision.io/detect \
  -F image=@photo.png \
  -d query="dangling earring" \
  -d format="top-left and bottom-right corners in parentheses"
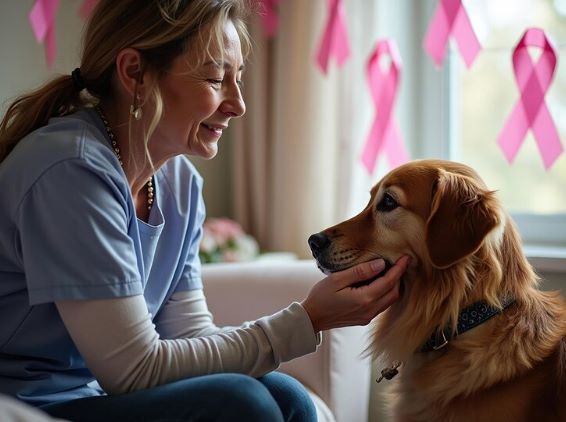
top-left (130, 94), bottom-right (142, 120)
top-left (130, 104), bottom-right (142, 120)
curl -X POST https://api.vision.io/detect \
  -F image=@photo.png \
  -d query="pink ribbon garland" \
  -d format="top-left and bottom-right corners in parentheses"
top-left (315, 0), bottom-right (350, 74)
top-left (497, 28), bottom-right (563, 170)
top-left (29, 0), bottom-right (60, 69)
top-left (259, 0), bottom-right (281, 37)
top-left (360, 39), bottom-right (409, 174)
top-left (79, 0), bottom-right (99, 20)
top-left (423, 0), bottom-right (481, 68)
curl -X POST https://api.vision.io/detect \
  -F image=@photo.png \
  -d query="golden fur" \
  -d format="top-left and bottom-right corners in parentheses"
top-left (310, 159), bottom-right (566, 421)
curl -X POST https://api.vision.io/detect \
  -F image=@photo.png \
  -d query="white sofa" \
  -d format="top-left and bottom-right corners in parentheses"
top-left (202, 259), bottom-right (373, 422)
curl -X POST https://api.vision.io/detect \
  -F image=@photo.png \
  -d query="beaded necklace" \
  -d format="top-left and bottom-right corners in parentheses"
top-left (95, 106), bottom-right (154, 211)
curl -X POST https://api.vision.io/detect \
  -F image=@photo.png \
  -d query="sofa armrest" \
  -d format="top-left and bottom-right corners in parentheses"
top-left (202, 260), bottom-right (372, 422)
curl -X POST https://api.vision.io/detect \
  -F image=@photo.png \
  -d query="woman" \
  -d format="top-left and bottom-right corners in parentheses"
top-left (0, 1), bottom-right (410, 421)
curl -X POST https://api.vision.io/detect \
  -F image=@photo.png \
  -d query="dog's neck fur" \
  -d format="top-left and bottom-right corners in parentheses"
top-left (373, 219), bottom-right (566, 400)
top-left (373, 216), bottom-right (566, 420)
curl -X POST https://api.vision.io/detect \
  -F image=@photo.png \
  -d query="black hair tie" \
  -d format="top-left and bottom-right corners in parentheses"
top-left (71, 67), bottom-right (86, 92)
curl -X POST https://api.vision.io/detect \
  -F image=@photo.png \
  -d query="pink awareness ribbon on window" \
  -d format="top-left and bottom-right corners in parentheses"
top-left (497, 28), bottom-right (563, 170)
top-left (259, 0), bottom-right (281, 37)
top-left (315, 0), bottom-right (350, 74)
top-left (423, 0), bottom-right (481, 68)
top-left (29, 0), bottom-right (60, 69)
top-left (79, 0), bottom-right (98, 20)
top-left (360, 40), bottom-right (409, 174)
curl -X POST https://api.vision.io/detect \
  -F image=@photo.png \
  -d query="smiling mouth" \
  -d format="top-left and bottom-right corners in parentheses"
top-left (202, 123), bottom-right (225, 135)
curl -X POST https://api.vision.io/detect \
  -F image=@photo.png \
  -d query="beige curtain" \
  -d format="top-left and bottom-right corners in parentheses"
top-left (233, 0), bottom-right (397, 258)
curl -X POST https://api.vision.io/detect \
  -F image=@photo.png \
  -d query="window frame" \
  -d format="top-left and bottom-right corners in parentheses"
top-left (412, 0), bottom-right (566, 271)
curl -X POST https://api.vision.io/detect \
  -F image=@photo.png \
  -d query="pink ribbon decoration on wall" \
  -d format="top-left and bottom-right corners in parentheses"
top-left (497, 28), bottom-right (563, 170)
top-left (29, 0), bottom-right (60, 69)
top-left (315, 0), bottom-right (350, 74)
top-left (360, 39), bottom-right (409, 174)
top-left (423, 0), bottom-right (481, 68)
top-left (259, 0), bottom-right (281, 37)
top-left (79, 0), bottom-right (99, 20)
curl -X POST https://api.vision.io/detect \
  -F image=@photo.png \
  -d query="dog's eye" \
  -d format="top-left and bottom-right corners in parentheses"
top-left (377, 193), bottom-right (399, 212)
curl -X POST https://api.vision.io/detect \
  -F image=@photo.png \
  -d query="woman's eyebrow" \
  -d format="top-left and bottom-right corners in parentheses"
top-left (203, 60), bottom-right (245, 72)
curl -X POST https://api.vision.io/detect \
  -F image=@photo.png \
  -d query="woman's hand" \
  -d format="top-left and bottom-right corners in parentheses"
top-left (301, 256), bottom-right (410, 333)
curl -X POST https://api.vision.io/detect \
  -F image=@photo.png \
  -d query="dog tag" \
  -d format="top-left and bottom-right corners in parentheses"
top-left (376, 361), bottom-right (401, 383)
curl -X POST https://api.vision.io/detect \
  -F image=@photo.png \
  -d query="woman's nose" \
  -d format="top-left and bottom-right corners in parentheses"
top-left (220, 84), bottom-right (246, 118)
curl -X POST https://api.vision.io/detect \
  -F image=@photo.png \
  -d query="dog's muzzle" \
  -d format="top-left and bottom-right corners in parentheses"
top-left (308, 231), bottom-right (393, 284)
top-left (308, 231), bottom-right (334, 274)
top-left (308, 232), bottom-right (330, 259)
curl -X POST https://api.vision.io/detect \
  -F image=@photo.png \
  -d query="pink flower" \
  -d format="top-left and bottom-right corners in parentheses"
top-left (204, 218), bottom-right (243, 245)
top-left (199, 218), bottom-right (259, 263)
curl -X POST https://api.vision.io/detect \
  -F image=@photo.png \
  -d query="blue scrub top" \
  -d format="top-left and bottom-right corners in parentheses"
top-left (0, 109), bottom-right (205, 405)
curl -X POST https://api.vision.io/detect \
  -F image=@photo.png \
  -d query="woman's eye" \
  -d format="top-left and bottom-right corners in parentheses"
top-left (208, 79), bottom-right (223, 86)
top-left (377, 193), bottom-right (399, 212)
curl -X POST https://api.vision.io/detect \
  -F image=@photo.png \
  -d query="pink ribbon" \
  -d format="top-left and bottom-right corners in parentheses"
top-left (29, 0), bottom-right (60, 68)
top-left (423, 0), bottom-right (481, 68)
top-left (497, 28), bottom-right (563, 170)
top-left (315, 0), bottom-right (350, 74)
top-left (360, 40), bottom-right (409, 174)
top-left (259, 0), bottom-right (281, 37)
top-left (79, 0), bottom-right (98, 20)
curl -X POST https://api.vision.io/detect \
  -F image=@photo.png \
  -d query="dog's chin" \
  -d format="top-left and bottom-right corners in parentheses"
top-left (315, 258), bottom-right (393, 287)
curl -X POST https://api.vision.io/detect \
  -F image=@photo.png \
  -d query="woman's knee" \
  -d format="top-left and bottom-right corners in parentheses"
top-left (258, 372), bottom-right (317, 422)
top-left (213, 373), bottom-right (284, 422)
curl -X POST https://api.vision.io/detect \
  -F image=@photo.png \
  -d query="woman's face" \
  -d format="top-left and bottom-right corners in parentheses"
top-left (151, 20), bottom-right (246, 160)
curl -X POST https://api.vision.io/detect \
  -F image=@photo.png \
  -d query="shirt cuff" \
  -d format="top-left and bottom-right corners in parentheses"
top-left (256, 302), bottom-right (321, 364)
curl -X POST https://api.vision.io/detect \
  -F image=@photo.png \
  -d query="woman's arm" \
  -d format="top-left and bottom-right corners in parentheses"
top-left (153, 289), bottom-right (228, 339)
top-left (56, 257), bottom-right (406, 396)
top-left (55, 294), bottom-right (318, 395)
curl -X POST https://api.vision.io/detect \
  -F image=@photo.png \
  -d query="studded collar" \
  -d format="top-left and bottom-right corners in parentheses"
top-left (420, 296), bottom-right (516, 353)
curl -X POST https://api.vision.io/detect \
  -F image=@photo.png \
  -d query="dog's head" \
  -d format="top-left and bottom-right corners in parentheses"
top-left (309, 159), bottom-right (518, 357)
top-left (309, 159), bottom-right (502, 276)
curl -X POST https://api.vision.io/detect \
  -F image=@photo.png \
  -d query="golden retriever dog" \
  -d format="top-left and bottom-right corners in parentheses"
top-left (308, 159), bottom-right (566, 421)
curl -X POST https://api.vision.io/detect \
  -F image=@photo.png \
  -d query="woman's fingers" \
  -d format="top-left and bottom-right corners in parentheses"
top-left (333, 258), bottom-right (386, 289)
top-left (363, 255), bottom-right (410, 296)
top-left (350, 256), bottom-right (410, 325)
top-left (302, 255), bottom-right (411, 332)
top-left (369, 274), bottom-right (403, 315)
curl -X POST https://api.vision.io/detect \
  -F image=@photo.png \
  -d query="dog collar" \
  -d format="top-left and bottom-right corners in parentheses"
top-left (420, 296), bottom-right (515, 353)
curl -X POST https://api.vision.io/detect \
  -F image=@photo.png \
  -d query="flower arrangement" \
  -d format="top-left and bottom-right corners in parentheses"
top-left (199, 217), bottom-right (260, 264)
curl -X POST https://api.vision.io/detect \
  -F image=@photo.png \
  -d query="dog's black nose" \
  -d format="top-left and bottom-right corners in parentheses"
top-left (308, 232), bottom-right (330, 256)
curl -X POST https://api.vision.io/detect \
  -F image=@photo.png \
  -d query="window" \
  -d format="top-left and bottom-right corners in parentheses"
top-left (426, 0), bottom-right (566, 251)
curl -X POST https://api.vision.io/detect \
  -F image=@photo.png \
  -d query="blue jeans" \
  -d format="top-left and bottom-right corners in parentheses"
top-left (40, 372), bottom-right (317, 422)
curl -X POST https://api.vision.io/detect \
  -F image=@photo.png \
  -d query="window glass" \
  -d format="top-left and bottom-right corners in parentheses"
top-left (455, 0), bottom-right (566, 214)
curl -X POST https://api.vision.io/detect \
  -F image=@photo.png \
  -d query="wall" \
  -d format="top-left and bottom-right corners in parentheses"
top-left (0, 1), bottom-right (233, 219)
top-left (0, 1), bottom-right (83, 112)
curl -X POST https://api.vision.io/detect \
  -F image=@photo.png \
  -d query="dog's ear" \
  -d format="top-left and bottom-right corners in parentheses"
top-left (426, 169), bottom-right (500, 269)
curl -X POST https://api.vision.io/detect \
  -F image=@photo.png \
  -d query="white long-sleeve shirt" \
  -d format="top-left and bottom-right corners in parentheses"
top-left (56, 290), bottom-right (321, 395)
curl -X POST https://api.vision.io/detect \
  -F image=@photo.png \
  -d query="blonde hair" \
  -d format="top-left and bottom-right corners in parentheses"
top-left (0, 0), bottom-right (251, 163)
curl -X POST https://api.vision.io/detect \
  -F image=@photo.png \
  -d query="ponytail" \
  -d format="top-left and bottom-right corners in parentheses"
top-left (0, 76), bottom-right (84, 162)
